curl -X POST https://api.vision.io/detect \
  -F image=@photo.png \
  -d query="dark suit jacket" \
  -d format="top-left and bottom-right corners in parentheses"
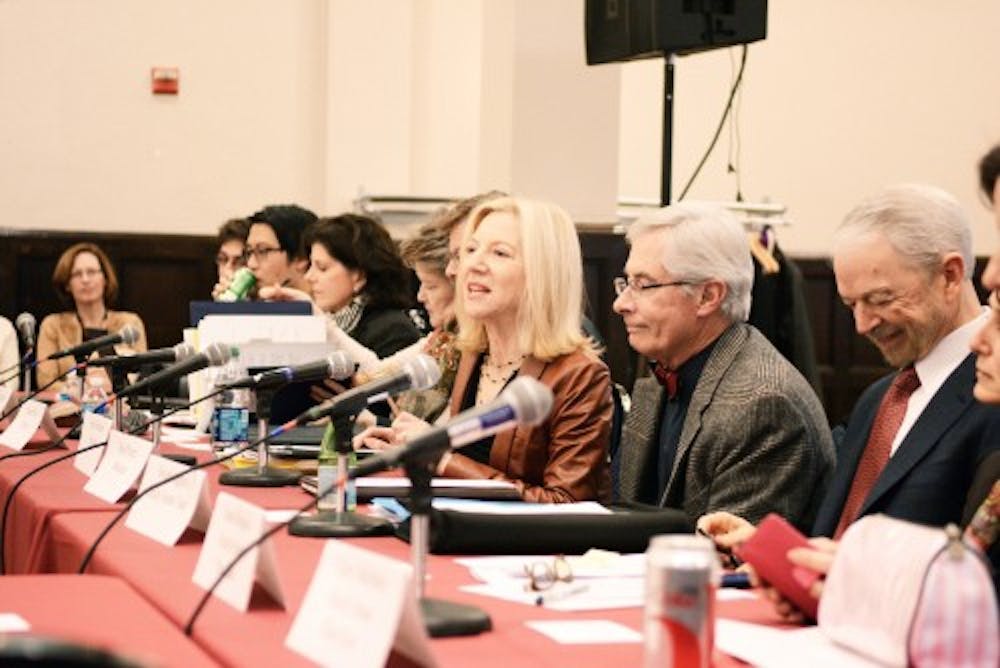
top-left (616, 323), bottom-right (835, 530)
top-left (441, 349), bottom-right (613, 503)
top-left (812, 354), bottom-right (1000, 536)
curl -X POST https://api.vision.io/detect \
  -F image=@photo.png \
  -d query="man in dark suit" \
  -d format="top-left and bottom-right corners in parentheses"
top-left (613, 203), bottom-right (834, 530)
top-left (702, 184), bottom-right (1000, 545)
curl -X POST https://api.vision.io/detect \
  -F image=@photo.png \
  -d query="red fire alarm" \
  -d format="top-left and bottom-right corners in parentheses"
top-left (151, 67), bottom-right (179, 95)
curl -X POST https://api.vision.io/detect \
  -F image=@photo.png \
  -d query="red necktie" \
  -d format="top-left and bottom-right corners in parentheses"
top-left (834, 366), bottom-right (921, 538)
top-left (652, 365), bottom-right (679, 400)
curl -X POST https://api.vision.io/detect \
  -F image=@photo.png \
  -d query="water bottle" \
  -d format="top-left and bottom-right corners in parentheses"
top-left (80, 372), bottom-right (109, 416)
top-left (210, 359), bottom-right (249, 453)
top-left (316, 422), bottom-right (356, 511)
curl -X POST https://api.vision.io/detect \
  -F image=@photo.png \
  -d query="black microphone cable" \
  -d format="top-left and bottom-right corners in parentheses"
top-left (77, 414), bottom-right (300, 574)
top-left (182, 472), bottom-right (345, 635)
top-left (0, 361), bottom-right (88, 422)
top-left (0, 386), bottom-right (226, 575)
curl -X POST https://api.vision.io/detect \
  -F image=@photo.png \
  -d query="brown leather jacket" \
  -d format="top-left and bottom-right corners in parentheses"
top-left (36, 311), bottom-right (148, 391)
top-left (440, 348), bottom-right (613, 503)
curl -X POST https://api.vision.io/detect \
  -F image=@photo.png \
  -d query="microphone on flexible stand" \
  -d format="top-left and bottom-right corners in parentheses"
top-left (45, 326), bottom-right (140, 362)
top-left (217, 352), bottom-right (358, 488)
top-left (184, 376), bottom-right (553, 638)
top-left (286, 354), bottom-right (440, 537)
top-left (14, 313), bottom-right (36, 394)
top-left (88, 343), bottom-right (196, 370)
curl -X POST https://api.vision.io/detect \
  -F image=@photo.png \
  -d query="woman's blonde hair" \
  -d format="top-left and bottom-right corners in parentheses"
top-left (455, 197), bottom-right (596, 360)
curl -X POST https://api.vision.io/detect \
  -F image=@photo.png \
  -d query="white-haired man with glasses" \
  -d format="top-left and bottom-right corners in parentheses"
top-left (613, 203), bottom-right (834, 531)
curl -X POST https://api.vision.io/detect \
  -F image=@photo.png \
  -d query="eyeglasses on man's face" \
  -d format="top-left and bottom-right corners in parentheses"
top-left (613, 276), bottom-right (694, 297)
top-left (242, 246), bottom-right (284, 262)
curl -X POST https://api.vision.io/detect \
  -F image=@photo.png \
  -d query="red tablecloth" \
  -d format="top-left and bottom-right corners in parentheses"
top-left (0, 574), bottom-right (219, 667)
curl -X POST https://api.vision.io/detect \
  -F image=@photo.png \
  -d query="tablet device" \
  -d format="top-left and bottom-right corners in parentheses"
top-left (735, 513), bottom-right (820, 619)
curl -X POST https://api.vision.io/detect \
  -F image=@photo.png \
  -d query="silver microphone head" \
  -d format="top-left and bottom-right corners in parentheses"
top-left (501, 376), bottom-right (554, 426)
top-left (119, 325), bottom-right (141, 346)
top-left (15, 312), bottom-right (36, 346)
top-left (325, 351), bottom-right (355, 380)
top-left (172, 342), bottom-right (197, 362)
top-left (204, 342), bottom-right (237, 367)
top-left (403, 354), bottom-right (441, 391)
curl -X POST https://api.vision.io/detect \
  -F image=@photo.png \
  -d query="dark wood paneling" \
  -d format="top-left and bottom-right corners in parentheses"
top-left (1, 229), bottom-right (217, 350)
top-left (2, 228), bottom-right (989, 426)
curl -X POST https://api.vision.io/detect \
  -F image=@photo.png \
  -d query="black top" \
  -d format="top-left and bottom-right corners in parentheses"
top-left (351, 306), bottom-right (422, 360)
top-left (457, 354), bottom-right (519, 465)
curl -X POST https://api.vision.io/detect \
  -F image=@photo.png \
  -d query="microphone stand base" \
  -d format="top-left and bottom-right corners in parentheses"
top-left (218, 467), bottom-right (301, 487)
top-left (420, 597), bottom-right (491, 637)
top-left (287, 510), bottom-right (394, 538)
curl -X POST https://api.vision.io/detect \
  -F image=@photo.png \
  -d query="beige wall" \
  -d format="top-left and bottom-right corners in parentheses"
top-left (2, 0), bottom-right (999, 255)
top-left (619, 0), bottom-right (1000, 256)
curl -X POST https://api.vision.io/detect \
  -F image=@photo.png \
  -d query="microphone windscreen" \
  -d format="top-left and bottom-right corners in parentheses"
top-left (326, 351), bottom-right (354, 380)
top-left (503, 376), bottom-right (553, 426)
top-left (403, 354), bottom-right (441, 391)
top-left (173, 343), bottom-right (197, 361)
top-left (119, 325), bottom-right (141, 346)
top-left (15, 312), bottom-right (35, 333)
top-left (204, 342), bottom-right (237, 366)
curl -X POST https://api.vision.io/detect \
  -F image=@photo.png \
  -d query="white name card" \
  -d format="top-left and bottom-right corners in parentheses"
top-left (285, 540), bottom-right (437, 668)
top-left (0, 387), bottom-right (14, 415)
top-left (125, 455), bottom-right (212, 546)
top-left (192, 492), bottom-right (285, 613)
top-left (73, 412), bottom-right (113, 476)
top-left (83, 430), bottom-right (155, 503)
top-left (0, 399), bottom-right (59, 451)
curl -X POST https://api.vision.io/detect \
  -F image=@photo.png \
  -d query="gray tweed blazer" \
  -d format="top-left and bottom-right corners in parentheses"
top-left (616, 323), bottom-right (835, 530)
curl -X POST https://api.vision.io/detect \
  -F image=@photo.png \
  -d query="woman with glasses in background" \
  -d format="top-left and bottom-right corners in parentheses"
top-left (36, 242), bottom-right (147, 391)
top-left (242, 204), bottom-right (316, 294)
top-left (210, 217), bottom-right (250, 299)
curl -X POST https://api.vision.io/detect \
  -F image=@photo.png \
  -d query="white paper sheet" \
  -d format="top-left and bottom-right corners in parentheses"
top-left (73, 412), bottom-right (113, 476)
top-left (0, 399), bottom-right (47, 450)
top-left (715, 620), bottom-right (886, 668)
top-left (125, 455), bottom-right (211, 545)
top-left (525, 620), bottom-right (642, 644)
top-left (0, 612), bottom-right (31, 633)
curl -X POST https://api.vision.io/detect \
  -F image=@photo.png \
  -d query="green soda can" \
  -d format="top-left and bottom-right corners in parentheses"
top-left (218, 267), bottom-right (256, 302)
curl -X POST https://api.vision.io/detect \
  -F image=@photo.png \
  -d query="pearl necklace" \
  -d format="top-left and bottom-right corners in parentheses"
top-left (476, 352), bottom-right (526, 405)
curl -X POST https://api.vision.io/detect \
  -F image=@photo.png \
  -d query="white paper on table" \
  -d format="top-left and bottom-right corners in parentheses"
top-left (456, 553), bottom-right (646, 582)
top-left (0, 612), bottom-right (31, 633)
top-left (0, 399), bottom-right (49, 450)
top-left (462, 576), bottom-right (646, 611)
top-left (525, 620), bottom-right (642, 644)
top-left (191, 492), bottom-right (285, 613)
top-left (714, 620), bottom-right (885, 668)
top-left (73, 412), bottom-right (113, 476)
top-left (125, 455), bottom-right (212, 546)
top-left (431, 499), bottom-right (612, 515)
top-left (285, 540), bottom-right (437, 668)
top-left (82, 430), bottom-right (155, 503)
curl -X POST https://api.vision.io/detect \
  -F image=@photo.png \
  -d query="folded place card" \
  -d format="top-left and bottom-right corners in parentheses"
top-left (192, 492), bottom-right (285, 613)
top-left (285, 540), bottom-right (436, 668)
top-left (73, 412), bottom-right (113, 476)
top-left (0, 387), bottom-right (14, 415)
top-left (0, 399), bottom-right (58, 451)
top-left (125, 454), bottom-right (212, 546)
top-left (83, 430), bottom-right (155, 503)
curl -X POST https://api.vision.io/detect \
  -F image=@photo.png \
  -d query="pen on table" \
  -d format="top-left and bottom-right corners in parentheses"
top-left (720, 572), bottom-right (752, 589)
top-left (535, 583), bottom-right (588, 607)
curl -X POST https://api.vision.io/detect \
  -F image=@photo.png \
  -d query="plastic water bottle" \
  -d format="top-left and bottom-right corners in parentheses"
top-left (316, 422), bottom-right (356, 511)
top-left (80, 372), bottom-right (109, 416)
top-left (211, 359), bottom-right (249, 453)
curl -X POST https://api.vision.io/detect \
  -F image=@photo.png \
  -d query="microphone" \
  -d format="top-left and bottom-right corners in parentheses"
top-left (294, 353), bottom-right (441, 425)
top-left (88, 343), bottom-right (196, 369)
top-left (14, 313), bottom-right (36, 350)
top-left (47, 325), bottom-right (140, 361)
top-left (351, 375), bottom-right (554, 478)
top-left (111, 342), bottom-right (236, 399)
top-left (224, 352), bottom-right (355, 390)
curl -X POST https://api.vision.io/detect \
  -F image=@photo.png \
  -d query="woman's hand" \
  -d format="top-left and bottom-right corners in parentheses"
top-left (787, 537), bottom-right (837, 600)
top-left (696, 511), bottom-right (756, 550)
top-left (309, 378), bottom-right (348, 404)
top-left (258, 285), bottom-right (324, 316)
top-left (390, 411), bottom-right (430, 441)
top-left (352, 425), bottom-right (399, 451)
top-left (211, 274), bottom-right (232, 300)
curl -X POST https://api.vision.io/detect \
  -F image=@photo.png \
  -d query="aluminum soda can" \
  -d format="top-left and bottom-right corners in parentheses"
top-left (218, 267), bottom-right (256, 302)
top-left (643, 534), bottom-right (719, 668)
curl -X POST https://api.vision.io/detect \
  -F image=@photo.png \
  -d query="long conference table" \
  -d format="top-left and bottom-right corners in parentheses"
top-left (0, 427), bottom-right (788, 667)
